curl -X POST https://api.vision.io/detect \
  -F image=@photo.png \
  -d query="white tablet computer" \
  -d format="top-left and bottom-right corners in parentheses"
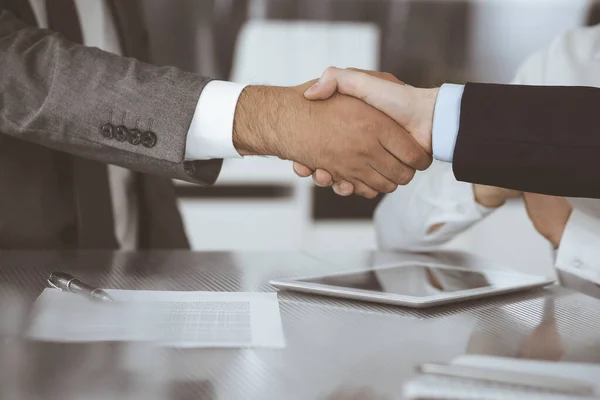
top-left (270, 262), bottom-right (554, 308)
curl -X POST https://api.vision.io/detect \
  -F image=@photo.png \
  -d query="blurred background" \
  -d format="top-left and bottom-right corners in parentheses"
top-left (136, 0), bottom-right (594, 273)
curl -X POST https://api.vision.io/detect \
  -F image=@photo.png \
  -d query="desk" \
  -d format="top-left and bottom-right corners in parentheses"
top-left (0, 251), bottom-right (599, 400)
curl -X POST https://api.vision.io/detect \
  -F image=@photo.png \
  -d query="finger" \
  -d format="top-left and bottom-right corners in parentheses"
top-left (379, 126), bottom-right (432, 171)
top-left (304, 67), bottom-right (402, 100)
top-left (332, 181), bottom-right (355, 196)
top-left (347, 68), bottom-right (404, 84)
top-left (371, 149), bottom-right (417, 186)
top-left (303, 67), bottom-right (341, 100)
top-left (304, 67), bottom-right (403, 118)
top-left (293, 162), bottom-right (314, 177)
top-left (304, 66), bottom-right (369, 101)
top-left (356, 167), bottom-right (398, 195)
top-left (351, 180), bottom-right (380, 200)
top-left (312, 169), bottom-right (334, 187)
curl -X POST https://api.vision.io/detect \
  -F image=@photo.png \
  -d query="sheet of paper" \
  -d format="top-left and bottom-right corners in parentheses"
top-left (27, 289), bottom-right (285, 348)
top-left (453, 355), bottom-right (600, 390)
top-left (403, 355), bottom-right (600, 400)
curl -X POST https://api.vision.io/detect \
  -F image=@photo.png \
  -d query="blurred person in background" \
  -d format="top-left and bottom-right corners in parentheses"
top-left (0, 0), bottom-right (431, 250)
top-left (372, 23), bottom-right (600, 288)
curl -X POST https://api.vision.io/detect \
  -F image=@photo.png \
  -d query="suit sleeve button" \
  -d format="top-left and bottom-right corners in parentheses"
top-left (128, 129), bottom-right (142, 145)
top-left (115, 126), bottom-right (129, 142)
top-left (142, 131), bottom-right (157, 148)
top-left (101, 124), bottom-right (114, 139)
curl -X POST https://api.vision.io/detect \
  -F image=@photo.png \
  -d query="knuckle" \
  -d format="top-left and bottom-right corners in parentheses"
top-left (405, 148), bottom-right (431, 170)
top-left (323, 66), bottom-right (339, 78)
top-left (397, 145), bottom-right (426, 167)
top-left (356, 188), bottom-right (370, 199)
top-left (383, 182), bottom-right (398, 194)
top-left (354, 184), bottom-right (369, 198)
top-left (329, 170), bottom-right (344, 183)
top-left (365, 190), bottom-right (379, 200)
top-left (403, 149), bottom-right (420, 166)
top-left (418, 155), bottom-right (433, 171)
top-left (356, 146), bottom-right (372, 159)
top-left (397, 168), bottom-right (416, 185)
top-left (371, 180), bottom-right (389, 195)
top-left (345, 163), bottom-right (362, 175)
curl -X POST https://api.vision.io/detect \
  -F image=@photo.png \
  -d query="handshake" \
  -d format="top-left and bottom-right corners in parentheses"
top-left (232, 67), bottom-right (441, 199)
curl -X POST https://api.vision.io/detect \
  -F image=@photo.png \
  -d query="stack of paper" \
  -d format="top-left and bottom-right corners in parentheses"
top-left (404, 356), bottom-right (600, 400)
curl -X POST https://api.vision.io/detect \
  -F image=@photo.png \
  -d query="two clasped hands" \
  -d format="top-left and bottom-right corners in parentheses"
top-left (295, 67), bottom-right (439, 199)
top-left (232, 67), bottom-right (439, 199)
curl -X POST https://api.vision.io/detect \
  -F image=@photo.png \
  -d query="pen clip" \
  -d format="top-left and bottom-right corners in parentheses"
top-left (47, 278), bottom-right (63, 291)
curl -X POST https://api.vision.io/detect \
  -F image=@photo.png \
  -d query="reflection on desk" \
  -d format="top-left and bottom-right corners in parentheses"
top-left (305, 265), bottom-right (492, 297)
top-left (0, 251), bottom-right (599, 400)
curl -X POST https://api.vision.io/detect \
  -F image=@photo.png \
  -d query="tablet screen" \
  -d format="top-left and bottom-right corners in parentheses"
top-left (299, 265), bottom-right (494, 297)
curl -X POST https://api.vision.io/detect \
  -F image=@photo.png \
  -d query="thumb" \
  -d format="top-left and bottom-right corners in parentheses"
top-left (305, 67), bottom-right (404, 100)
top-left (304, 67), bottom-right (404, 122)
top-left (304, 71), bottom-right (340, 100)
top-left (305, 66), bottom-right (373, 101)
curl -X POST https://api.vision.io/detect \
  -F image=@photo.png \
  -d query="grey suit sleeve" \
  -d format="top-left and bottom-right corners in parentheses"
top-left (0, 10), bottom-right (222, 185)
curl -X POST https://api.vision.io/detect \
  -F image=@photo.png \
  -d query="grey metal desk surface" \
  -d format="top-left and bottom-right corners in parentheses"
top-left (0, 250), bottom-right (599, 400)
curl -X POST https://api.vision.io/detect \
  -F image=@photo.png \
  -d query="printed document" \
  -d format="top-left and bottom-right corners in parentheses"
top-left (28, 289), bottom-right (285, 348)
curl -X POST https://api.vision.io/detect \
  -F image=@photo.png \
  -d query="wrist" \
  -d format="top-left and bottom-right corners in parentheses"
top-left (232, 86), bottom-right (269, 156)
top-left (407, 86), bottom-right (439, 155)
top-left (232, 86), bottom-right (308, 159)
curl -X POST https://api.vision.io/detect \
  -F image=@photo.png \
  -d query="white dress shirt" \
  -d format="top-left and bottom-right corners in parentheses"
top-left (28, 0), bottom-right (245, 249)
top-left (376, 25), bottom-right (600, 286)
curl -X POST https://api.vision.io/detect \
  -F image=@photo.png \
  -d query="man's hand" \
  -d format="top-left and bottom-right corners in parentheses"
top-left (232, 82), bottom-right (431, 198)
top-left (473, 184), bottom-right (521, 208)
top-left (523, 193), bottom-right (573, 249)
top-left (293, 67), bottom-right (439, 197)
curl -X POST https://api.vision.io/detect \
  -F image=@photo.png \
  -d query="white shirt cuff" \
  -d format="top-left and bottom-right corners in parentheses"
top-left (423, 179), bottom-right (495, 239)
top-left (185, 80), bottom-right (247, 160)
top-left (432, 84), bottom-right (465, 163)
top-left (555, 208), bottom-right (600, 285)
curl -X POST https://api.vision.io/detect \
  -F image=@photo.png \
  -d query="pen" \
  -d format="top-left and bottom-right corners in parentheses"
top-left (47, 272), bottom-right (114, 302)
